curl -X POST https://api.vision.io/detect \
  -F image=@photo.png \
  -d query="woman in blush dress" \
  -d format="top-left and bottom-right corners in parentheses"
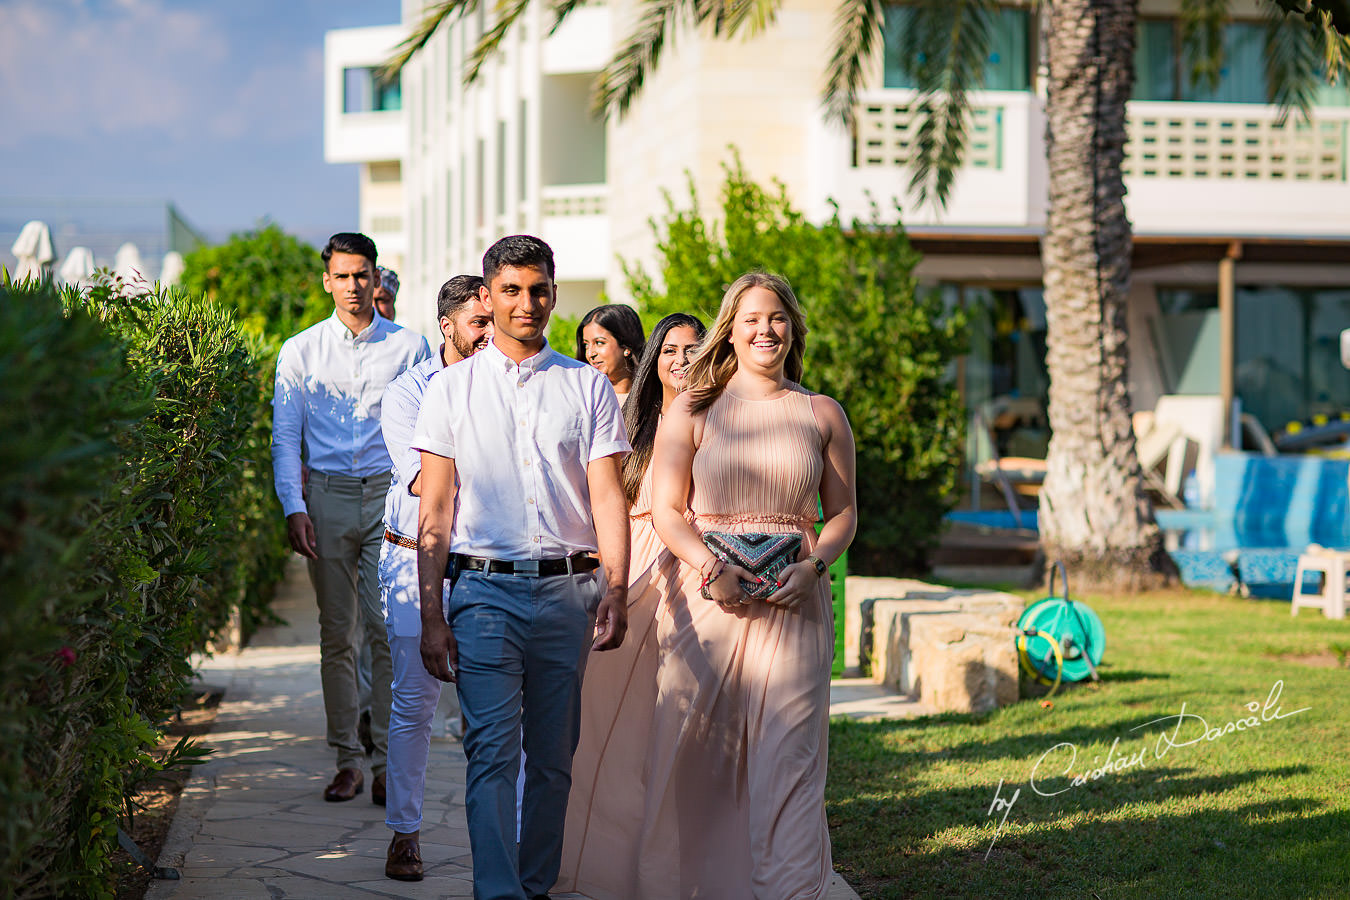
top-left (555, 313), bottom-right (706, 900)
top-left (576, 303), bottom-right (646, 404)
top-left (641, 273), bottom-right (857, 899)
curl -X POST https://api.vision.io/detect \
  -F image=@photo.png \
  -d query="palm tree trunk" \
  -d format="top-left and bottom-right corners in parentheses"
top-left (1039, 0), bottom-right (1171, 590)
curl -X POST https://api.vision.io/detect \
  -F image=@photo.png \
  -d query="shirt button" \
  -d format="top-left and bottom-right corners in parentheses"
top-left (532, 536), bottom-right (540, 543)
top-left (524, 459), bottom-right (531, 466)
top-left (519, 418), bottom-right (526, 426)
top-left (527, 497), bottom-right (535, 504)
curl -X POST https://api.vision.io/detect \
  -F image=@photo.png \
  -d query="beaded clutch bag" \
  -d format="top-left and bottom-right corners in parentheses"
top-left (702, 532), bottom-right (803, 600)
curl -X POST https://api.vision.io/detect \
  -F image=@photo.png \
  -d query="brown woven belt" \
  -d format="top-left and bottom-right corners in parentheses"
top-left (384, 529), bottom-right (418, 550)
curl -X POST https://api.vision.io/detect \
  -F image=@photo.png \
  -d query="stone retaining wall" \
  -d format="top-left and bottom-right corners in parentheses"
top-left (844, 577), bottom-right (1025, 714)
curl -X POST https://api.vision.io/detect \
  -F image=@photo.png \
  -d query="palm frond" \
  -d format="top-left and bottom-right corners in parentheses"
top-left (466, 0), bottom-right (535, 83)
top-left (898, 0), bottom-right (996, 208)
top-left (821, 0), bottom-right (885, 127)
top-left (592, 0), bottom-right (693, 117)
top-left (1265, 0), bottom-right (1322, 121)
top-left (547, 0), bottom-right (590, 35)
top-left (705, 0), bottom-right (782, 37)
top-left (1180, 0), bottom-right (1229, 93)
top-left (1267, 0), bottom-right (1350, 35)
top-left (1317, 8), bottom-right (1350, 77)
top-left (381, 0), bottom-right (478, 82)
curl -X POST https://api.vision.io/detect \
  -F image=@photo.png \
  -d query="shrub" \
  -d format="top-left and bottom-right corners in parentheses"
top-left (0, 276), bottom-right (269, 896)
top-left (624, 160), bottom-right (967, 572)
top-left (178, 221), bottom-right (331, 341)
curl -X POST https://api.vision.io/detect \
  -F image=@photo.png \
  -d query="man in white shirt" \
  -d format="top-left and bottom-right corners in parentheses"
top-left (380, 274), bottom-right (492, 881)
top-left (412, 235), bottom-right (630, 900)
top-left (272, 232), bottom-right (431, 804)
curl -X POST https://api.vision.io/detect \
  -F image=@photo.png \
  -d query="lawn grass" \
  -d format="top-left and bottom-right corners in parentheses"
top-left (826, 587), bottom-right (1350, 899)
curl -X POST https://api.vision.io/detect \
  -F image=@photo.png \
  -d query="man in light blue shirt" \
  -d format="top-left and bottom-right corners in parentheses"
top-left (272, 232), bottom-right (431, 804)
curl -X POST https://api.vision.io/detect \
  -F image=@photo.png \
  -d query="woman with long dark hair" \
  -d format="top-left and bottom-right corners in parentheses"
top-left (576, 304), bottom-right (646, 403)
top-left (640, 273), bottom-right (857, 899)
top-left (556, 313), bottom-right (706, 899)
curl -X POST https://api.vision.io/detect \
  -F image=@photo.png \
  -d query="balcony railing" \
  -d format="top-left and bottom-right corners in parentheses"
top-left (855, 99), bottom-right (1005, 171)
top-left (852, 93), bottom-right (1350, 184)
top-left (541, 184), bottom-right (608, 217)
top-left (1123, 101), bottom-right (1349, 182)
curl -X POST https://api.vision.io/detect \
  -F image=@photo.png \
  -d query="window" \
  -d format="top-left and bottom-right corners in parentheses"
top-left (1156, 286), bottom-right (1350, 432)
top-left (497, 120), bottom-right (508, 216)
top-left (1133, 20), bottom-right (1267, 103)
top-left (342, 67), bottom-right (401, 112)
top-left (476, 139), bottom-right (485, 229)
top-left (883, 5), bottom-right (1032, 92)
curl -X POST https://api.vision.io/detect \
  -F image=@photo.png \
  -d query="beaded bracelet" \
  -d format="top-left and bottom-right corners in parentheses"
top-left (698, 558), bottom-right (726, 600)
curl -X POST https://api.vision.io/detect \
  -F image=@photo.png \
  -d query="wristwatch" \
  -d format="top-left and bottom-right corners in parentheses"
top-left (806, 555), bottom-right (828, 577)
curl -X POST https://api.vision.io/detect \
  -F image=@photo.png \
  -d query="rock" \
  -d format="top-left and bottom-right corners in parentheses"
top-left (907, 613), bottom-right (1019, 713)
top-left (844, 575), bottom-right (1024, 714)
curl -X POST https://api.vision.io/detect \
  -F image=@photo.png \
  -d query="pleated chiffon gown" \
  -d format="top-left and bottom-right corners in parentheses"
top-left (555, 461), bottom-right (682, 898)
top-left (636, 385), bottom-right (835, 900)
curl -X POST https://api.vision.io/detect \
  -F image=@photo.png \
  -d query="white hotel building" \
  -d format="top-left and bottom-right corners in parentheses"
top-left (326, 0), bottom-right (1350, 505)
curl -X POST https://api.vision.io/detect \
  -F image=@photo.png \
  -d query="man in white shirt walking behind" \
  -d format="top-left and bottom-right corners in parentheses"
top-left (413, 235), bottom-right (630, 900)
top-left (381, 274), bottom-right (491, 881)
top-left (272, 232), bottom-right (431, 804)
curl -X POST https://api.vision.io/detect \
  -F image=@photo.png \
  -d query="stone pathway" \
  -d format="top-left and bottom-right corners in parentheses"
top-left (146, 557), bottom-right (883, 899)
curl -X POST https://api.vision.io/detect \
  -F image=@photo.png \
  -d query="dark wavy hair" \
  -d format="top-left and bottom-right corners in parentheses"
top-left (322, 232), bottom-right (377, 269)
top-left (437, 274), bottom-right (485, 320)
top-left (621, 313), bottom-right (706, 506)
top-left (575, 304), bottom-right (645, 380)
top-left (482, 234), bottom-right (554, 282)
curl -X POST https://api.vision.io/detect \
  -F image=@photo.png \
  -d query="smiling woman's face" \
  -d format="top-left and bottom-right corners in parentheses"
top-left (582, 322), bottom-right (630, 384)
top-left (729, 286), bottom-right (791, 372)
top-left (657, 325), bottom-right (701, 395)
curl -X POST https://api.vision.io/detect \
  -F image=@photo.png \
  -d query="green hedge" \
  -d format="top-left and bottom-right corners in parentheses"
top-left (0, 276), bottom-right (283, 897)
top-left (625, 161), bottom-right (967, 573)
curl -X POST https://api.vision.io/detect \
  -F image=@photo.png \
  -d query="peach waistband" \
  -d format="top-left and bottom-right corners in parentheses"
top-left (692, 512), bottom-right (816, 527)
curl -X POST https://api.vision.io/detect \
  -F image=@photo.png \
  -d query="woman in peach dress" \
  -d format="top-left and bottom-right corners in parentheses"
top-left (556, 313), bottom-right (707, 899)
top-left (640, 273), bottom-right (857, 899)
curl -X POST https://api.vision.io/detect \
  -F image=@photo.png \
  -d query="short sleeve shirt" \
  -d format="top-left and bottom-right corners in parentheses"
top-left (411, 339), bottom-right (630, 559)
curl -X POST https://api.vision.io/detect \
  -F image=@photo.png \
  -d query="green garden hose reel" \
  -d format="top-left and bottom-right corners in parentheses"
top-left (1016, 561), bottom-right (1106, 696)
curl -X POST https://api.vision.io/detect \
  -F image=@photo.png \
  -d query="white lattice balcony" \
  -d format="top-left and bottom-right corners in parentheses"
top-left (539, 184), bottom-right (609, 280)
top-left (809, 90), bottom-right (1350, 236)
top-left (1124, 101), bottom-right (1348, 182)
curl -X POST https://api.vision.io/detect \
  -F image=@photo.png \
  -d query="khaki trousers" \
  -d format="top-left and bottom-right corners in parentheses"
top-left (305, 470), bottom-right (392, 774)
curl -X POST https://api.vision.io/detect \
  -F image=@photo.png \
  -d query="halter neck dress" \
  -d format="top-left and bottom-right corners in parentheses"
top-left (635, 384), bottom-right (835, 899)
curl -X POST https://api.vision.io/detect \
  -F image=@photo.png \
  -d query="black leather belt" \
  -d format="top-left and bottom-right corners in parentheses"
top-left (452, 552), bottom-right (598, 577)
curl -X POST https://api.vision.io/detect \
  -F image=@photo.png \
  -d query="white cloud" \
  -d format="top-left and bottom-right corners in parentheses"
top-left (0, 0), bottom-right (318, 149)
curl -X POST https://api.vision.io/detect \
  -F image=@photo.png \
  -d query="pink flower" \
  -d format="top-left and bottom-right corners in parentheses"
top-left (57, 646), bottom-right (77, 667)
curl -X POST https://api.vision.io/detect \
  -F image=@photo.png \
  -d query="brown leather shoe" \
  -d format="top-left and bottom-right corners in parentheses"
top-left (323, 767), bottom-right (363, 802)
top-left (371, 772), bottom-right (386, 806)
top-left (385, 833), bottom-right (423, 881)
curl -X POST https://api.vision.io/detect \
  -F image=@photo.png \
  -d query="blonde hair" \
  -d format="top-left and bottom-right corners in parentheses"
top-left (684, 272), bottom-right (807, 414)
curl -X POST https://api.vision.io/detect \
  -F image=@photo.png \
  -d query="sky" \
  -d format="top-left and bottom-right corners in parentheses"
top-left (0, 0), bottom-right (403, 257)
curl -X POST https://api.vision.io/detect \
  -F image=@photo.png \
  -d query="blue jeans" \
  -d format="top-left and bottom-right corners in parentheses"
top-left (450, 568), bottom-right (600, 900)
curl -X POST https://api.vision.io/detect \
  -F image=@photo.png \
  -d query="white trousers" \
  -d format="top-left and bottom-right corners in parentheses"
top-left (385, 632), bottom-right (446, 831)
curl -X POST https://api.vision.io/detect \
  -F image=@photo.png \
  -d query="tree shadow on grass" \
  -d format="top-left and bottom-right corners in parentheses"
top-left (828, 710), bottom-right (1341, 897)
top-left (841, 799), bottom-right (1350, 899)
top-left (1093, 668), bottom-right (1172, 682)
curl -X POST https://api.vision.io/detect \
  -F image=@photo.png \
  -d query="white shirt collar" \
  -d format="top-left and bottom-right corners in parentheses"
top-left (485, 336), bottom-right (556, 374)
top-left (324, 309), bottom-right (381, 343)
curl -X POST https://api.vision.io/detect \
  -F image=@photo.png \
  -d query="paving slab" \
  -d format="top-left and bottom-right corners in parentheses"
top-left (147, 556), bottom-right (867, 899)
